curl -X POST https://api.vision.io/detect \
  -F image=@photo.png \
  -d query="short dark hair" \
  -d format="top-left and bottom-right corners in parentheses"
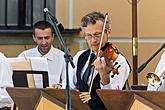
top-left (32, 21), bottom-right (54, 35)
top-left (81, 11), bottom-right (111, 30)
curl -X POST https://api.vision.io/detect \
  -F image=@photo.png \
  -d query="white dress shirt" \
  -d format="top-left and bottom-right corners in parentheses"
top-left (147, 52), bottom-right (165, 91)
top-left (69, 50), bottom-right (130, 90)
top-left (0, 53), bottom-right (13, 108)
top-left (19, 46), bottom-right (66, 88)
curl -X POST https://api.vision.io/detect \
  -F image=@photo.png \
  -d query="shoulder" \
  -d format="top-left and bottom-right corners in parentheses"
top-left (51, 47), bottom-right (65, 56)
top-left (72, 50), bottom-right (88, 65)
top-left (154, 52), bottom-right (165, 73)
top-left (0, 52), bottom-right (5, 57)
top-left (19, 48), bottom-right (37, 56)
top-left (74, 50), bottom-right (88, 58)
top-left (161, 52), bottom-right (165, 59)
top-left (117, 54), bottom-right (127, 62)
top-left (0, 53), bottom-right (9, 63)
top-left (72, 50), bottom-right (88, 62)
top-left (0, 52), bottom-right (6, 60)
top-left (157, 52), bottom-right (165, 65)
top-left (117, 54), bottom-right (130, 67)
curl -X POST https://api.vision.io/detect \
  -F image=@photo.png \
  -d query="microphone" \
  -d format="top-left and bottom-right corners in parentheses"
top-left (137, 43), bottom-right (165, 73)
top-left (44, 8), bottom-right (64, 32)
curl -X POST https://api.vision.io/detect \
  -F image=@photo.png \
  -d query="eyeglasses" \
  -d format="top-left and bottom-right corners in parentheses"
top-left (85, 32), bottom-right (102, 40)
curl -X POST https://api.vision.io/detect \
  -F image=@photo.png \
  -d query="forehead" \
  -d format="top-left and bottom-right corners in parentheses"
top-left (34, 28), bottom-right (52, 36)
top-left (83, 20), bottom-right (103, 34)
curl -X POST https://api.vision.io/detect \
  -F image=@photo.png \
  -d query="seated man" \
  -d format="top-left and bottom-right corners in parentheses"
top-left (69, 11), bottom-right (131, 110)
top-left (0, 52), bottom-right (13, 110)
top-left (147, 52), bottom-right (165, 91)
top-left (18, 21), bottom-right (66, 89)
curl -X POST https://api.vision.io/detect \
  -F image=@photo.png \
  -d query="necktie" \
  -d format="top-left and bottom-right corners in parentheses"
top-left (83, 53), bottom-right (95, 84)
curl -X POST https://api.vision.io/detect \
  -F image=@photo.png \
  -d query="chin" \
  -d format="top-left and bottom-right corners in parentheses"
top-left (91, 47), bottom-right (99, 53)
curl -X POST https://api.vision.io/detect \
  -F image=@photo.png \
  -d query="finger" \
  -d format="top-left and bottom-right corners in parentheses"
top-left (79, 92), bottom-right (88, 96)
top-left (80, 95), bottom-right (85, 98)
top-left (53, 86), bottom-right (59, 89)
top-left (79, 94), bottom-right (90, 99)
top-left (95, 57), bottom-right (101, 63)
top-left (81, 97), bottom-right (91, 103)
top-left (100, 57), bottom-right (105, 62)
top-left (83, 99), bottom-right (90, 103)
top-left (80, 94), bottom-right (90, 99)
top-left (100, 57), bottom-right (106, 66)
top-left (52, 84), bottom-right (62, 89)
top-left (93, 57), bottom-right (102, 67)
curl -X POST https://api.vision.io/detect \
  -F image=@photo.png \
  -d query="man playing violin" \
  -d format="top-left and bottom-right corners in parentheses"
top-left (69, 11), bottom-right (131, 110)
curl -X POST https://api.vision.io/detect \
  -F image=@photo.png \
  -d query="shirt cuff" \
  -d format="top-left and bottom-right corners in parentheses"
top-left (100, 82), bottom-right (112, 89)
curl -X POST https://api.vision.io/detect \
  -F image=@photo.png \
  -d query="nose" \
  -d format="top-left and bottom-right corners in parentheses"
top-left (41, 38), bottom-right (47, 45)
top-left (91, 36), bottom-right (97, 42)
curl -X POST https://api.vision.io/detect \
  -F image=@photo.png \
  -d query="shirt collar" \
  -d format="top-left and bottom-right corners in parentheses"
top-left (90, 49), bottom-right (96, 55)
top-left (35, 46), bottom-right (54, 61)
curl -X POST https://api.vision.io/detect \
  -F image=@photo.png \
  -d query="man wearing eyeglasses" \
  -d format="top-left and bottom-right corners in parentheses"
top-left (69, 11), bottom-right (131, 110)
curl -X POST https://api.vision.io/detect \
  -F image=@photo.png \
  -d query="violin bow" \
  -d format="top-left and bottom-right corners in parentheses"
top-left (79, 13), bottom-right (108, 103)
top-left (89, 13), bottom-right (108, 94)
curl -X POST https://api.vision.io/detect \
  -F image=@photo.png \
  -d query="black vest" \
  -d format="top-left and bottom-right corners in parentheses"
top-left (76, 49), bottom-right (107, 110)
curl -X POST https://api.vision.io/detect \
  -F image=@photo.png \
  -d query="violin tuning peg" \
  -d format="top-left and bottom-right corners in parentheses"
top-left (114, 62), bottom-right (118, 66)
top-left (117, 65), bottom-right (121, 69)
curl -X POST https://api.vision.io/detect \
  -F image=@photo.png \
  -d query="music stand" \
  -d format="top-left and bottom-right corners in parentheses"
top-left (7, 57), bottom-right (49, 88)
top-left (131, 85), bottom-right (147, 90)
top-left (96, 89), bottom-right (165, 110)
top-left (6, 87), bottom-right (90, 110)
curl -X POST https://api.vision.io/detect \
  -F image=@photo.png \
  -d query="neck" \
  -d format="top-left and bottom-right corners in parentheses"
top-left (38, 49), bottom-right (46, 55)
top-left (38, 47), bottom-right (51, 56)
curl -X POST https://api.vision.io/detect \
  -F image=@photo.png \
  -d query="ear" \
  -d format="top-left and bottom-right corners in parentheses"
top-left (52, 34), bottom-right (54, 41)
top-left (107, 28), bottom-right (112, 38)
top-left (33, 35), bottom-right (37, 42)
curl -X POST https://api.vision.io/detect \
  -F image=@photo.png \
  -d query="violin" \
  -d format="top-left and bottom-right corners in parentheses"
top-left (101, 42), bottom-right (121, 78)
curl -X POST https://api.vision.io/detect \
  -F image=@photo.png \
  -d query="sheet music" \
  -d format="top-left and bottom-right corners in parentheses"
top-left (7, 57), bottom-right (49, 88)
top-left (29, 57), bottom-right (48, 72)
top-left (29, 57), bottom-right (48, 88)
top-left (7, 57), bottom-right (48, 71)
